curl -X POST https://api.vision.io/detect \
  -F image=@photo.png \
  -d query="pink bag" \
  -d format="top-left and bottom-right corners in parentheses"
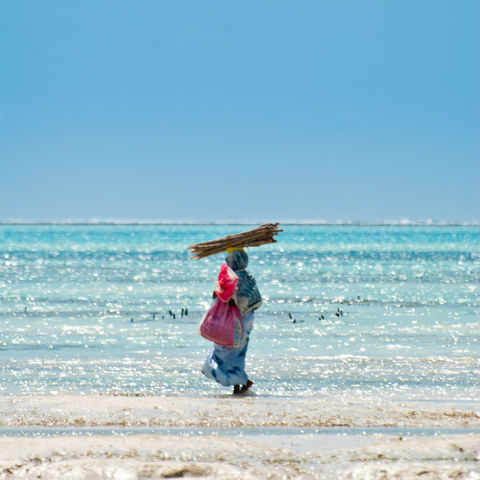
top-left (199, 299), bottom-right (242, 347)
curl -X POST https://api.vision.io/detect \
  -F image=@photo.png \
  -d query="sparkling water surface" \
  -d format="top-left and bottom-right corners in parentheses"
top-left (1, 225), bottom-right (478, 400)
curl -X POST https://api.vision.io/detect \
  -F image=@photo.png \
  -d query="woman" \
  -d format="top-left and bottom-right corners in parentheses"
top-left (201, 248), bottom-right (262, 395)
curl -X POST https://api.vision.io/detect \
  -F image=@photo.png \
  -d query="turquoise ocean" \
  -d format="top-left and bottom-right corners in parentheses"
top-left (1, 225), bottom-right (478, 401)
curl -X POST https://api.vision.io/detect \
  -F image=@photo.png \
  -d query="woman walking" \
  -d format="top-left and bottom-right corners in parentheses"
top-left (201, 248), bottom-right (262, 395)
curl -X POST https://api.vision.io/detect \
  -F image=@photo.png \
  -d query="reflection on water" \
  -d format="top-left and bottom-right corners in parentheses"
top-left (0, 225), bottom-right (479, 400)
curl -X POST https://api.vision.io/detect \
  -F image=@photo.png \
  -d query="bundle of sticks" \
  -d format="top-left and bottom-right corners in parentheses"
top-left (188, 223), bottom-right (282, 259)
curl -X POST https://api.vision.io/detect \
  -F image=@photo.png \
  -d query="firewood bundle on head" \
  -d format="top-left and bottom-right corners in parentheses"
top-left (188, 223), bottom-right (282, 259)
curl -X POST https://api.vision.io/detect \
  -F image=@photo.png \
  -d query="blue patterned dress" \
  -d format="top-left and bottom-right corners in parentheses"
top-left (201, 311), bottom-right (254, 386)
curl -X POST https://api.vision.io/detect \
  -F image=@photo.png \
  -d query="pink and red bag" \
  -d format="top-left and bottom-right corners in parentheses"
top-left (199, 264), bottom-right (242, 347)
top-left (199, 299), bottom-right (242, 347)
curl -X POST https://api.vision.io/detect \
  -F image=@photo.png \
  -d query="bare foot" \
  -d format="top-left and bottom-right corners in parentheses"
top-left (239, 380), bottom-right (254, 394)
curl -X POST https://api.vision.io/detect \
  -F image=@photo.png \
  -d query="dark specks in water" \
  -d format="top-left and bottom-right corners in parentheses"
top-left (129, 307), bottom-right (189, 323)
top-left (288, 312), bottom-right (305, 324)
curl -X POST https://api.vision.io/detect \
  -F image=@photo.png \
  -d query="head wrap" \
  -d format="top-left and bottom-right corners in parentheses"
top-left (226, 249), bottom-right (248, 272)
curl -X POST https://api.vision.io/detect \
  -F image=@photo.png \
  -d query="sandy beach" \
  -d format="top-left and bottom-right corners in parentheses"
top-left (1, 394), bottom-right (479, 479)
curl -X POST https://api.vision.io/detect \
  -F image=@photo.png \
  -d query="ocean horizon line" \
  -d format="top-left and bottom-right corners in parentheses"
top-left (0, 219), bottom-right (479, 227)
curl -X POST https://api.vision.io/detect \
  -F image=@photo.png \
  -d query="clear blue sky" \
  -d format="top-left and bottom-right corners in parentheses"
top-left (1, 0), bottom-right (478, 223)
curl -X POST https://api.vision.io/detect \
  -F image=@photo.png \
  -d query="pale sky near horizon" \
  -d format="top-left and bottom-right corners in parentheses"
top-left (0, 1), bottom-right (479, 223)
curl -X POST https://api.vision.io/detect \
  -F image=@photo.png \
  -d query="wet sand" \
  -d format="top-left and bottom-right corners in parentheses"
top-left (2, 394), bottom-right (479, 428)
top-left (0, 394), bottom-right (479, 479)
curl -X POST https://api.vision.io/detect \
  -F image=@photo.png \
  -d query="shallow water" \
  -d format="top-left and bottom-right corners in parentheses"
top-left (0, 225), bottom-right (479, 400)
top-left (2, 426), bottom-right (480, 438)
